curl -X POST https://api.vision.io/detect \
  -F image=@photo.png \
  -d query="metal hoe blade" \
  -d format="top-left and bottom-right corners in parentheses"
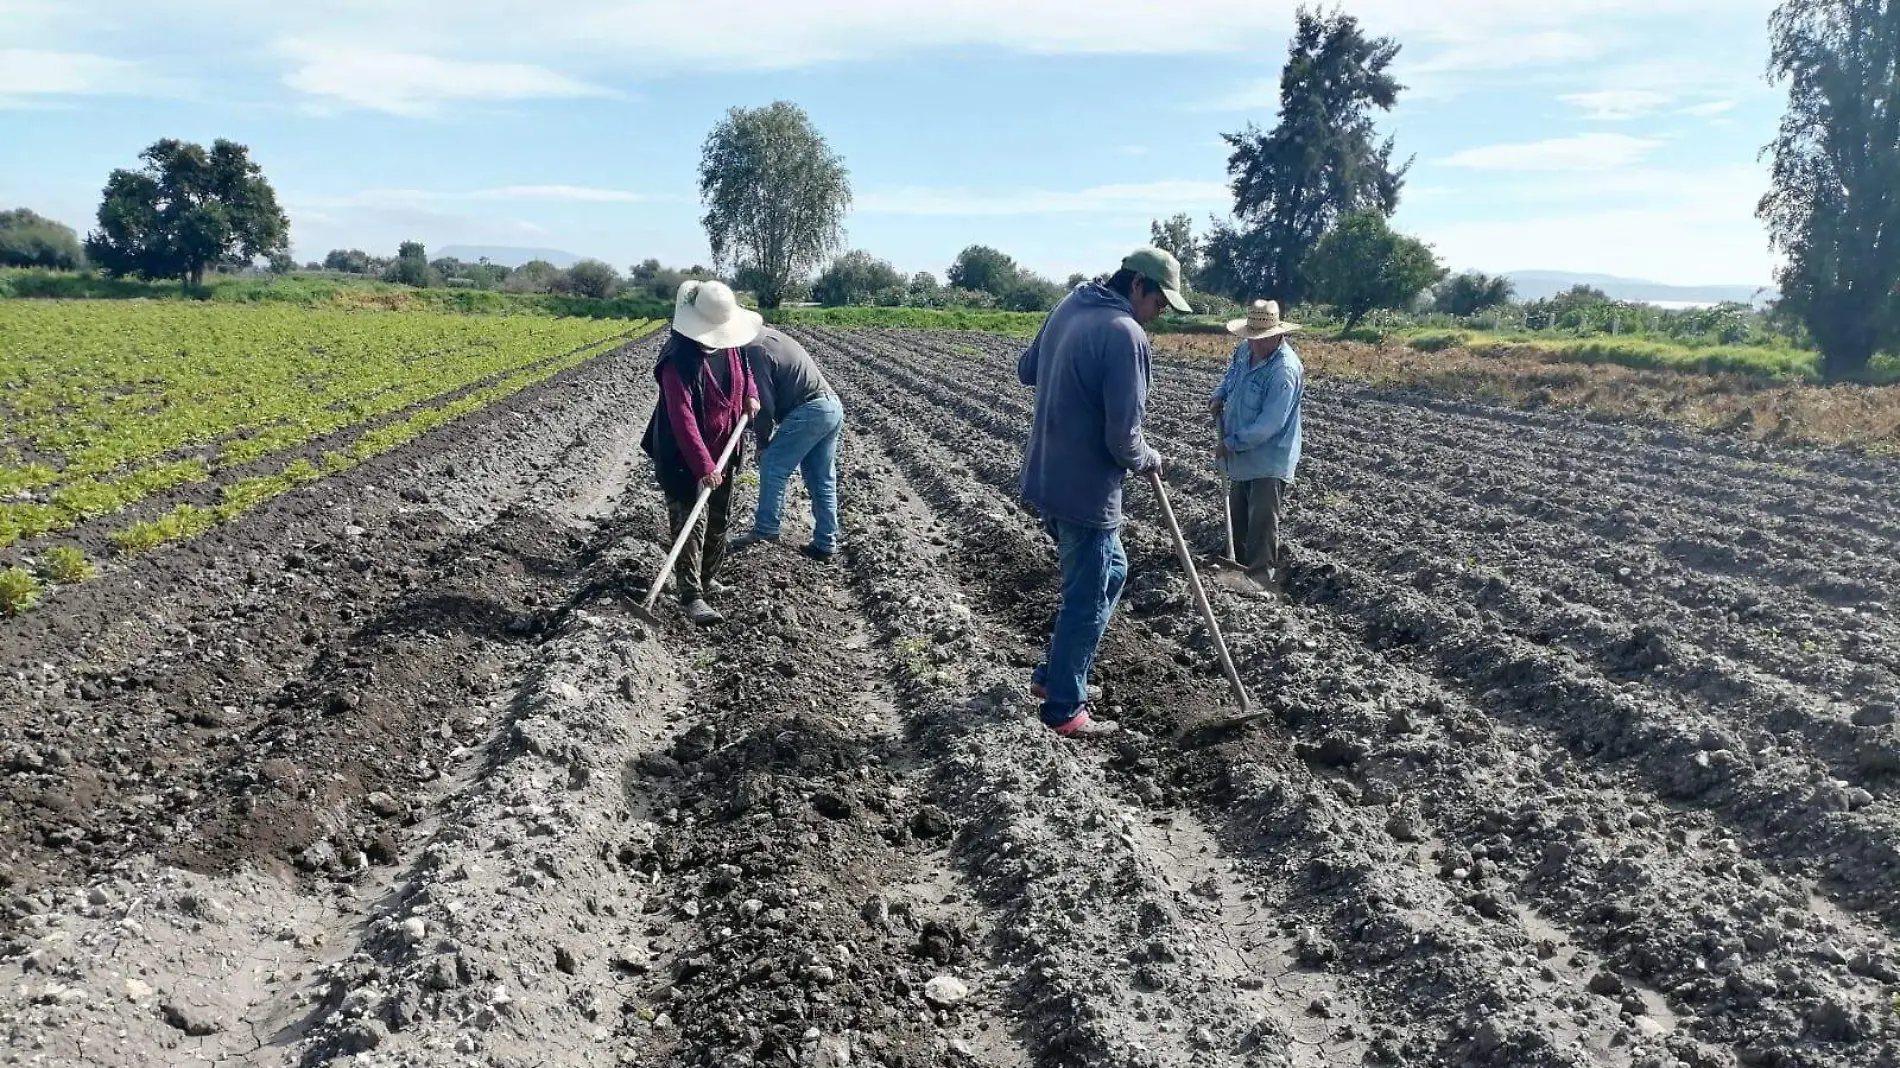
top-left (631, 414), bottom-right (752, 626)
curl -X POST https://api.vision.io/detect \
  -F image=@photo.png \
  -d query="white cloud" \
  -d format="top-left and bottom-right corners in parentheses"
top-left (280, 42), bottom-right (619, 116)
top-left (295, 185), bottom-right (674, 209)
top-left (0, 49), bottom-right (148, 101)
top-left (1680, 100), bottom-right (1739, 118)
top-left (1422, 207), bottom-right (1773, 285)
top-left (1442, 132), bottom-right (1664, 172)
top-left (11, 0), bottom-right (1779, 108)
top-left (1560, 89), bottom-right (1674, 121)
top-left (472, 185), bottom-right (662, 203)
top-left (856, 180), bottom-right (1229, 217)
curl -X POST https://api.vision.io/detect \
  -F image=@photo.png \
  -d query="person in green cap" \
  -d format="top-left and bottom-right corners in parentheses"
top-left (1016, 245), bottom-right (1191, 738)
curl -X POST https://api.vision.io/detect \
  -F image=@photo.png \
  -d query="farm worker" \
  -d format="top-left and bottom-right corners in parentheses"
top-left (1210, 299), bottom-right (1305, 594)
top-left (736, 328), bottom-right (845, 561)
top-left (1017, 246), bottom-right (1188, 738)
top-left (639, 280), bottom-right (761, 627)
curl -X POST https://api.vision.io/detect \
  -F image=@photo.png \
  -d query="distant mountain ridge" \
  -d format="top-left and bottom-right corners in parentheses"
top-left (1503, 270), bottom-right (1776, 307)
top-left (436, 245), bottom-right (583, 268)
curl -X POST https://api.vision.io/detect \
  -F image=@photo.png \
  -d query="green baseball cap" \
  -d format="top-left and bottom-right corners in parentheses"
top-left (1120, 245), bottom-right (1193, 313)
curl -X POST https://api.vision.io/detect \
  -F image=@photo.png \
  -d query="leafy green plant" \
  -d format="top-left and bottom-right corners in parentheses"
top-left (892, 635), bottom-right (933, 679)
top-left (37, 546), bottom-right (98, 583)
top-left (0, 566), bottom-right (41, 616)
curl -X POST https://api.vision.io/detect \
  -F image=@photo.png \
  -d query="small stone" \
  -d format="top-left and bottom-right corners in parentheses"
top-left (812, 1035), bottom-right (852, 1067)
top-left (1588, 971), bottom-right (1626, 998)
top-left (366, 792), bottom-right (402, 818)
top-left (400, 917), bottom-right (428, 944)
top-left (812, 792), bottom-right (853, 820)
top-left (807, 964), bottom-right (837, 985)
top-left (910, 806), bottom-right (954, 839)
top-left (550, 681), bottom-right (583, 702)
top-left (924, 975), bottom-right (969, 1007)
top-left (638, 752), bottom-right (684, 778)
top-left (124, 978), bottom-right (154, 1002)
top-left (162, 1000), bottom-right (224, 1036)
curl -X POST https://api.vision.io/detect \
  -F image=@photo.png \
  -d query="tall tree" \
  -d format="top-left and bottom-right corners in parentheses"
top-left (699, 102), bottom-right (852, 309)
top-left (1304, 211), bottom-right (1445, 330)
top-left (1204, 7), bottom-right (1411, 304)
top-left (385, 241), bottom-right (435, 288)
top-left (1149, 214), bottom-right (1201, 286)
top-left (0, 209), bottom-right (85, 270)
top-left (85, 139), bottom-right (288, 286)
top-left (946, 245), bottom-right (1021, 296)
top-left (1759, 0), bottom-right (1900, 380)
top-left (1435, 271), bottom-right (1517, 316)
top-left (813, 250), bottom-right (903, 306)
top-left (561, 258), bottom-right (622, 299)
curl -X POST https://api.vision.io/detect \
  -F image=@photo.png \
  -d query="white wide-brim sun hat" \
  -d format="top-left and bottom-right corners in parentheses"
top-left (1227, 299), bottom-right (1302, 340)
top-left (673, 280), bottom-right (763, 349)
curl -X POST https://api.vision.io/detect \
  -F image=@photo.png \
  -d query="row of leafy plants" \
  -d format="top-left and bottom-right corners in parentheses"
top-left (0, 303), bottom-right (652, 550)
top-left (2, 319), bottom-right (659, 616)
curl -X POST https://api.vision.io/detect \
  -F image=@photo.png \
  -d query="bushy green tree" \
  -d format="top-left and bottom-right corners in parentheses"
top-left (1435, 271), bottom-right (1516, 316)
top-left (1304, 211), bottom-right (1445, 329)
top-left (699, 102), bottom-right (851, 309)
top-left (813, 249), bottom-right (903, 306)
top-left (384, 240), bottom-right (436, 288)
top-left (85, 139), bottom-right (289, 286)
top-left (323, 248), bottom-right (372, 273)
top-left (503, 259), bottom-right (560, 294)
top-left (946, 245), bottom-right (1020, 295)
top-left (1149, 214), bottom-right (1200, 286)
top-left (1760, 0), bottom-right (1900, 379)
top-left (267, 252), bottom-right (295, 274)
top-left (0, 209), bottom-right (85, 270)
top-left (1203, 7), bottom-right (1410, 304)
top-left (561, 258), bottom-right (621, 299)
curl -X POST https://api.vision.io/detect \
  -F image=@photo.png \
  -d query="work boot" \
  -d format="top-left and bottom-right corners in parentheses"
top-left (800, 544), bottom-right (836, 564)
top-left (1049, 705), bottom-right (1120, 739)
top-left (682, 599), bottom-right (723, 626)
top-left (704, 579), bottom-right (734, 597)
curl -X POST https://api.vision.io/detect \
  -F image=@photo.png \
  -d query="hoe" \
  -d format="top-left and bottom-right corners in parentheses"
top-left (631, 414), bottom-right (751, 626)
top-left (1147, 468), bottom-right (1258, 722)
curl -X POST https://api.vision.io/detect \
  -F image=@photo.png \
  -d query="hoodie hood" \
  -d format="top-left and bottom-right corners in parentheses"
top-left (1066, 281), bottom-right (1135, 316)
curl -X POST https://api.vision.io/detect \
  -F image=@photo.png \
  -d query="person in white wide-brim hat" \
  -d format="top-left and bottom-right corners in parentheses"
top-left (1209, 299), bottom-right (1306, 596)
top-left (638, 280), bottom-right (762, 626)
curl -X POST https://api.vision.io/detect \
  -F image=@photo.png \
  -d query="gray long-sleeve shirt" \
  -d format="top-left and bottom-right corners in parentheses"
top-left (1016, 283), bottom-right (1161, 529)
top-left (743, 328), bottom-right (833, 450)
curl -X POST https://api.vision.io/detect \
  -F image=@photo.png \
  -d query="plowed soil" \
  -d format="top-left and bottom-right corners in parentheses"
top-left (1, 328), bottom-right (1895, 1068)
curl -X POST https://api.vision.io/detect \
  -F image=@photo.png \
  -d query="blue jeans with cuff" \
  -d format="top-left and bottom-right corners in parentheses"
top-left (1035, 519), bottom-right (1127, 726)
top-left (752, 395), bottom-right (844, 553)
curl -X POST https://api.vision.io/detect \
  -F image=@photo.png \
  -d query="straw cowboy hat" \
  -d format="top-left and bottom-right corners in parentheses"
top-left (1226, 300), bottom-right (1302, 340)
top-left (673, 280), bottom-right (763, 349)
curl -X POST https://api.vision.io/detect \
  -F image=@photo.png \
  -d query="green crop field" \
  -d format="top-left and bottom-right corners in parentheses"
top-left (0, 301), bottom-right (656, 560)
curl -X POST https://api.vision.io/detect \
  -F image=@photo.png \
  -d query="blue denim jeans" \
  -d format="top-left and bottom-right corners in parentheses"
top-left (1035, 519), bottom-right (1128, 726)
top-left (752, 395), bottom-right (844, 553)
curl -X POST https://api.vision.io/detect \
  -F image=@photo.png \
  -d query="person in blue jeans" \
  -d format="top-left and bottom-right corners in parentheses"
top-left (1018, 247), bottom-right (1189, 738)
top-left (740, 328), bottom-right (844, 560)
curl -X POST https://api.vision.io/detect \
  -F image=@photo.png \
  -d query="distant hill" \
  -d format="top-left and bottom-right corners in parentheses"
top-left (436, 246), bottom-right (583, 268)
top-left (1503, 270), bottom-right (1776, 307)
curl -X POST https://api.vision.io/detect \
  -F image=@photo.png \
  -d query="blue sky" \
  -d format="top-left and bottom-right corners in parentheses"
top-left (1, 0), bottom-right (1783, 286)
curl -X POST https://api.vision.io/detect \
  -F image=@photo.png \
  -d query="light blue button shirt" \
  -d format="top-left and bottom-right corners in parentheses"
top-left (1212, 339), bottom-right (1304, 483)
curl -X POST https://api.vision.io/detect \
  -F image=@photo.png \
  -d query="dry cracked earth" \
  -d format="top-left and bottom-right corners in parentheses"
top-left (1, 328), bottom-right (1896, 1068)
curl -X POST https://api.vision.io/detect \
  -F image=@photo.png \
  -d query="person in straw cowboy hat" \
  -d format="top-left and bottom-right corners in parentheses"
top-left (639, 279), bottom-right (762, 626)
top-left (1210, 299), bottom-right (1306, 595)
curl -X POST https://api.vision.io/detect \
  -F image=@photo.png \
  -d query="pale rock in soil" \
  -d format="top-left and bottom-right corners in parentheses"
top-left (924, 975), bottom-right (970, 1007)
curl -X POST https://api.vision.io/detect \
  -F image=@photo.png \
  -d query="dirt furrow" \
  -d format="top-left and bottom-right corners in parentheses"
top-left (863, 329), bottom-right (1900, 700)
top-left (819, 329), bottom-right (1900, 1064)
top-left (835, 330), bottom-right (1900, 794)
top-left (824, 337), bottom-right (1645, 1066)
